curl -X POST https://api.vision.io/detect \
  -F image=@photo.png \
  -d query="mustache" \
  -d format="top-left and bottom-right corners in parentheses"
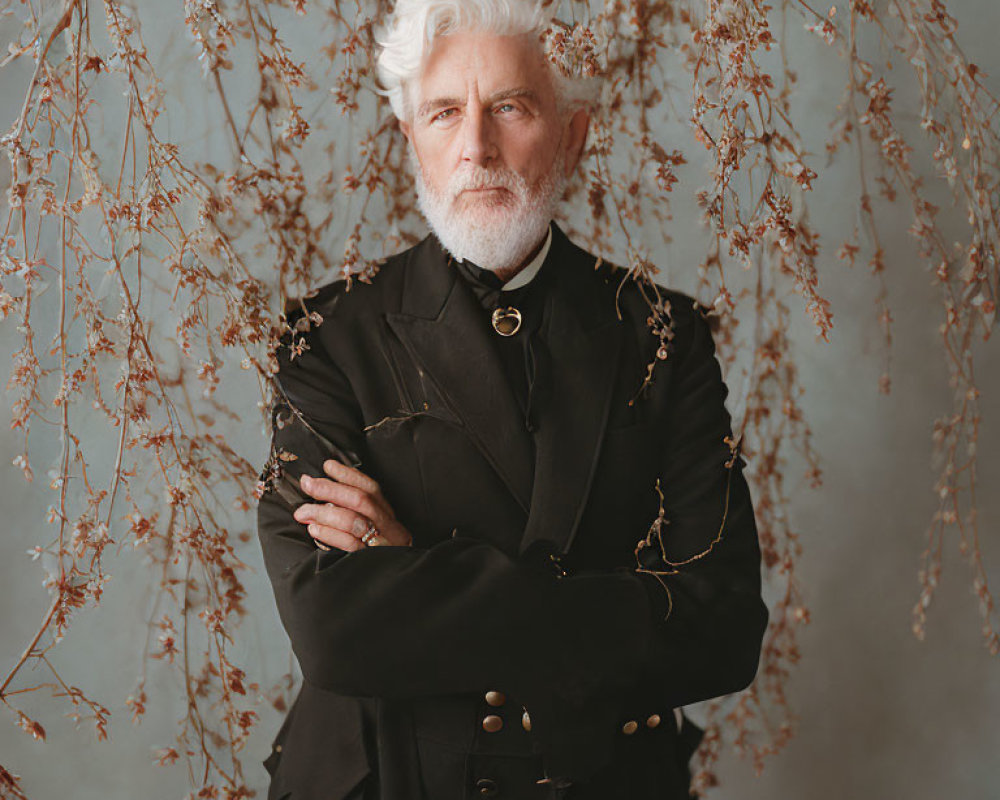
top-left (448, 167), bottom-right (523, 197)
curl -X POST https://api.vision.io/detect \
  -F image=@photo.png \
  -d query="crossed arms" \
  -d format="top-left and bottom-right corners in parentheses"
top-left (255, 292), bottom-right (768, 780)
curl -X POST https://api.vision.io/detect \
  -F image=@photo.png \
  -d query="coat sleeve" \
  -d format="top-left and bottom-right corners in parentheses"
top-left (255, 297), bottom-right (655, 711)
top-left (521, 299), bottom-right (769, 783)
top-left (628, 297), bottom-right (769, 710)
top-left (254, 289), bottom-right (767, 783)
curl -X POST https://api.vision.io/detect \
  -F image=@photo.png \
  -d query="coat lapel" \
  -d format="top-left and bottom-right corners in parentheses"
top-left (384, 224), bottom-right (625, 557)
top-left (385, 235), bottom-right (535, 513)
top-left (517, 225), bottom-right (624, 558)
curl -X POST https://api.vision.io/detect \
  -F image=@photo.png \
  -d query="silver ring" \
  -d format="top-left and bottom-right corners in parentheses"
top-left (361, 519), bottom-right (379, 545)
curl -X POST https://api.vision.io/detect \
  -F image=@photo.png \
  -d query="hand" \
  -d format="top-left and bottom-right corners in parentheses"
top-left (292, 459), bottom-right (414, 551)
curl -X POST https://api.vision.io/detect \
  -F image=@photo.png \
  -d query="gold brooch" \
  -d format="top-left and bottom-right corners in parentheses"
top-left (491, 306), bottom-right (522, 336)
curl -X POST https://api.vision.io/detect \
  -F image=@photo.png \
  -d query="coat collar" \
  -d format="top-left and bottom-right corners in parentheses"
top-left (385, 222), bottom-right (625, 558)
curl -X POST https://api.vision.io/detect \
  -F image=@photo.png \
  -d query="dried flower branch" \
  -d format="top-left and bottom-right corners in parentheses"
top-left (0, 0), bottom-right (996, 797)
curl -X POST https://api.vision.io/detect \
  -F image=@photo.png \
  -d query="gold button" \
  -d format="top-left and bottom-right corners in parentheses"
top-left (646, 714), bottom-right (661, 729)
top-left (492, 306), bottom-right (522, 336)
top-left (621, 720), bottom-right (638, 735)
top-left (482, 715), bottom-right (503, 733)
top-left (274, 744), bottom-right (282, 753)
top-left (485, 690), bottom-right (505, 707)
top-left (521, 711), bottom-right (532, 731)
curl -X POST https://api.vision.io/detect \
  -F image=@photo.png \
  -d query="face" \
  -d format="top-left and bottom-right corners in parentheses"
top-left (400, 30), bottom-right (589, 271)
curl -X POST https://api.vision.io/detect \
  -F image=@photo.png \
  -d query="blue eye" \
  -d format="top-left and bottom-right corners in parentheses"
top-left (432, 108), bottom-right (457, 122)
top-left (495, 103), bottom-right (516, 113)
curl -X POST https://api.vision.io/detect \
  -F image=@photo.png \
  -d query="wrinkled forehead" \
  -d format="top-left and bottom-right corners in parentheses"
top-left (410, 30), bottom-right (556, 110)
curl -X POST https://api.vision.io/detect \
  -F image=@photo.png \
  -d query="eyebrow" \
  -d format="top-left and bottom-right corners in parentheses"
top-left (416, 87), bottom-right (540, 120)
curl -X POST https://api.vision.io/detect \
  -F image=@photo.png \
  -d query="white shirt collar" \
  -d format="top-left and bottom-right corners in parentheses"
top-left (456, 224), bottom-right (553, 291)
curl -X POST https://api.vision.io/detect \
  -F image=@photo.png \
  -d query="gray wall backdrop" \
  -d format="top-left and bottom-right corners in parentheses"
top-left (1, 1), bottom-right (998, 798)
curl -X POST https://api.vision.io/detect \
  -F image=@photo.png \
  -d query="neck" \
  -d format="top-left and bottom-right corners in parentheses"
top-left (493, 232), bottom-right (547, 285)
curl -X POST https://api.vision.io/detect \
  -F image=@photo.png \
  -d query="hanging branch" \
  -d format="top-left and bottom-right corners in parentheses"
top-left (0, 0), bottom-right (996, 798)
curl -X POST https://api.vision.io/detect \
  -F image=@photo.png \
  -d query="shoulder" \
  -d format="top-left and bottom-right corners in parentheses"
top-left (280, 234), bottom-right (434, 343)
top-left (553, 224), bottom-right (720, 369)
top-left (559, 229), bottom-right (710, 326)
top-left (271, 237), bottom-right (432, 389)
top-left (578, 245), bottom-right (716, 360)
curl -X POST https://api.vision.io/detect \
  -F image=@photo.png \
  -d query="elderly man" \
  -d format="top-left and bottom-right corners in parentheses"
top-left (255, 1), bottom-right (768, 799)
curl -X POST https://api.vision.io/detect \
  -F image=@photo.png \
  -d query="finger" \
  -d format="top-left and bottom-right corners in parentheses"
top-left (298, 479), bottom-right (386, 527)
top-left (300, 469), bottom-right (394, 522)
top-left (298, 473), bottom-right (335, 500)
top-left (321, 459), bottom-right (381, 495)
top-left (294, 502), bottom-right (371, 538)
top-left (322, 460), bottom-right (396, 520)
top-left (307, 523), bottom-right (365, 552)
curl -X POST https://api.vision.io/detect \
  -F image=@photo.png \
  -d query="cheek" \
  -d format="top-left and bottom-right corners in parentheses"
top-left (422, 170), bottom-right (447, 198)
top-left (414, 151), bottom-right (452, 195)
top-left (412, 132), bottom-right (454, 169)
top-left (417, 147), bottom-right (446, 177)
top-left (501, 127), bottom-right (563, 180)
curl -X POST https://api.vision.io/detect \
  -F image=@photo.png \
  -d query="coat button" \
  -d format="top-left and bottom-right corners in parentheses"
top-left (621, 720), bottom-right (639, 735)
top-left (475, 777), bottom-right (499, 796)
top-left (482, 714), bottom-right (503, 733)
top-left (485, 690), bottom-right (505, 707)
top-left (521, 710), bottom-right (531, 731)
top-left (646, 714), bottom-right (661, 728)
top-left (274, 744), bottom-right (282, 753)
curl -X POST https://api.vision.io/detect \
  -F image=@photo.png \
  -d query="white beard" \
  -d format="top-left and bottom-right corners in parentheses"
top-left (409, 143), bottom-right (568, 272)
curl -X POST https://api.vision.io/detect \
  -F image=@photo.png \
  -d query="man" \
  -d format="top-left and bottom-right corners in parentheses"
top-left (255, 1), bottom-right (769, 798)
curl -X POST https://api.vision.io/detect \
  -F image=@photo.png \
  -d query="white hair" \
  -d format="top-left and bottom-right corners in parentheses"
top-left (374, 0), bottom-right (600, 121)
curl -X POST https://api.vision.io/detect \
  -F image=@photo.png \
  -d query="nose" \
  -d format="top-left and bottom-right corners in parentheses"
top-left (460, 106), bottom-right (498, 167)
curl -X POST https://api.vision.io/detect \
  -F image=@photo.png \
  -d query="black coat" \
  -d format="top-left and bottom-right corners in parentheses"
top-left (255, 223), bottom-right (768, 800)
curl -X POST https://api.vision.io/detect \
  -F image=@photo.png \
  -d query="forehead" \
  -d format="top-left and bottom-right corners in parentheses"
top-left (415, 30), bottom-right (555, 103)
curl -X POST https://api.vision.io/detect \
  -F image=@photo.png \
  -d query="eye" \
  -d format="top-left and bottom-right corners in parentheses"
top-left (431, 108), bottom-right (457, 123)
top-left (494, 102), bottom-right (517, 114)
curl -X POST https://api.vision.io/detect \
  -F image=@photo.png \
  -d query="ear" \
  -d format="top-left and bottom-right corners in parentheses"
top-left (562, 108), bottom-right (590, 177)
top-left (399, 118), bottom-right (413, 144)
